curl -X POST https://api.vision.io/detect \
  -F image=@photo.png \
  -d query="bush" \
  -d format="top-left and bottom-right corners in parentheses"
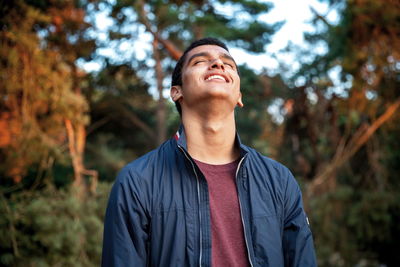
top-left (0, 183), bottom-right (112, 267)
top-left (309, 185), bottom-right (400, 266)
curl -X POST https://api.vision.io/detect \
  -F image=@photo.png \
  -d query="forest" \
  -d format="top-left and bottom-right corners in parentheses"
top-left (1, 0), bottom-right (399, 266)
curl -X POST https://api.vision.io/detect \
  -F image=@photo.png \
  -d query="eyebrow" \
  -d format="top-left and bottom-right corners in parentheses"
top-left (186, 51), bottom-right (236, 66)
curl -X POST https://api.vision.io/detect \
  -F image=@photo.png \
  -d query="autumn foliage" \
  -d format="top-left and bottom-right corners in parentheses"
top-left (1, 0), bottom-right (399, 266)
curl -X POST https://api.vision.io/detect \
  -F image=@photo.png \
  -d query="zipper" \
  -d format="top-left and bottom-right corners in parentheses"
top-left (235, 155), bottom-right (254, 267)
top-left (178, 145), bottom-right (203, 267)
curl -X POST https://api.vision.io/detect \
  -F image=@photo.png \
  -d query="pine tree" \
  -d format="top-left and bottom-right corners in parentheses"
top-left (0, 0), bottom-right (97, 194)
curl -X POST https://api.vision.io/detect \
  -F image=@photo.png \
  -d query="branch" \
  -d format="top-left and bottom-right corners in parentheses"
top-left (308, 98), bottom-right (400, 195)
top-left (81, 168), bottom-right (98, 194)
top-left (118, 104), bottom-right (157, 141)
top-left (135, 0), bottom-right (182, 60)
top-left (310, 6), bottom-right (332, 28)
top-left (157, 37), bottom-right (182, 60)
top-left (86, 114), bottom-right (112, 136)
top-left (0, 194), bottom-right (20, 257)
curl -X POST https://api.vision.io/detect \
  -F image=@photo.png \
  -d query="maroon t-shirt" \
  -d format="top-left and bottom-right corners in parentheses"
top-left (195, 159), bottom-right (250, 267)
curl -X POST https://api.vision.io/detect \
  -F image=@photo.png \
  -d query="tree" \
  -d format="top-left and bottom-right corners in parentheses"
top-left (278, 0), bottom-right (400, 264)
top-left (105, 0), bottom-right (282, 145)
top-left (84, 61), bottom-right (162, 180)
top-left (0, 0), bottom-right (97, 194)
top-left (44, 0), bottom-right (98, 194)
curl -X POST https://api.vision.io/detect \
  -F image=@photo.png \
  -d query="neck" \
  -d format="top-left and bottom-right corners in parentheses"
top-left (181, 107), bottom-right (240, 164)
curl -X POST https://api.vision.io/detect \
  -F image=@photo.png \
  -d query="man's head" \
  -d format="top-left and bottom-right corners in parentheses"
top-left (171, 38), bottom-right (242, 116)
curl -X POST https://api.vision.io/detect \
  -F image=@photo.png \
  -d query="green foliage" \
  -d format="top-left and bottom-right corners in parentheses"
top-left (310, 186), bottom-right (400, 266)
top-left (84, 62), bottom-right (161, 180)
top-left (1, 0), bottom-right (400, 266)
top-left (236, 64), bottom-right (290, 155)
top-left (281, 0), bottom-right (400, 265)
top-left (85, 0), bottom-right (283, 178)
top-left (0, 183), bottom-right (112, 266)
top-left (109, 0), bottom-right (281, 59)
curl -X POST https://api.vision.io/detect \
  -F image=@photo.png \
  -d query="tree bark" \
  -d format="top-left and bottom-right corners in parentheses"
top-left (65, 119), bottom-right (98, 197)
top-left (153, 38), bottom-right (167, 144)
top-left (66, 64), bottom-right (98, 197)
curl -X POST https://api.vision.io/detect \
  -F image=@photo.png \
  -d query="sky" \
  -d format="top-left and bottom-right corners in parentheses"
top-left (78, 0), bottom-right (340, 123)
top-left (80, 0), bottom-right (339, 76)
top-left (230, 0), bottom-right (338, 73)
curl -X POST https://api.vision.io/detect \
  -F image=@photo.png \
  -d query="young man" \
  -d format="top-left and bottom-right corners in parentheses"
top-left (102, 38), bottom-right (317, 266)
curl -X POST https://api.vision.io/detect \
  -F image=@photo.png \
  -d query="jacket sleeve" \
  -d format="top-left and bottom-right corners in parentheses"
top-left (282, 172), bottom-right (317, 267)
top-left (102, 168), bottom-right (150, 267)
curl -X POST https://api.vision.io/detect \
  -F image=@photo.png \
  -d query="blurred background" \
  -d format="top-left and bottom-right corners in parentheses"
top-left (1, 0), bottom-right (399, 266)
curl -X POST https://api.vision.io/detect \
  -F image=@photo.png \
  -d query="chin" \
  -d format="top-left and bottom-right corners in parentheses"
top-left (206, 87), bottom-right (232, 95)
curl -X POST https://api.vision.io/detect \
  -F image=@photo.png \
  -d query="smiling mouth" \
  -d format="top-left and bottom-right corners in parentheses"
top-left (205, 75), bottom-right (227, 82)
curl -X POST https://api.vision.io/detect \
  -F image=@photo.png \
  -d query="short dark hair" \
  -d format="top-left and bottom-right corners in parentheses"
top-left (171, 38), bottom-right (231, 116)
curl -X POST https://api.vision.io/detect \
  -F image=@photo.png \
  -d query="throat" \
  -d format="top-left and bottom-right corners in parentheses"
top-left (184, 119), bottom-right (239, 164)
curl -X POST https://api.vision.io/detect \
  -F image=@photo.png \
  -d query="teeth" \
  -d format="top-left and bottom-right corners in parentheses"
top-left (206, 75), bottom-right (225, 81)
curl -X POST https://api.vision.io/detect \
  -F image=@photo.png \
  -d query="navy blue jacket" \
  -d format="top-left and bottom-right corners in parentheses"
top-left (102, 127), bottom-right (317, 266)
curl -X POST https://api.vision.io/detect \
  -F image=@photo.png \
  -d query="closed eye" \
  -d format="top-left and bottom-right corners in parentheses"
top-left (224, 62), bottom-right (235, 69)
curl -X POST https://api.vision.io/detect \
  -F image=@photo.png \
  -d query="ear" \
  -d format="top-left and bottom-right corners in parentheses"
top-left (237, 92), bottom-right (244, 108)
top-left (170, 85), bottom-right (183, 102)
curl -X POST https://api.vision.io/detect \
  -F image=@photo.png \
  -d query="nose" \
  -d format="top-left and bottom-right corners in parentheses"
top-left (209, 58), bottom-right (225, 71)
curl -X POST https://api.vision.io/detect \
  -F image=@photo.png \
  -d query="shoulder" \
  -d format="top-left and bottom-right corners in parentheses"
top-left (242, 145), bottom-right (299, 192)
top-left (108, 138), bottom-right (177, 209)
top-left (243, 145), bottom-right (292, 177)
top-left (113, 138), bottom-right (177, 190)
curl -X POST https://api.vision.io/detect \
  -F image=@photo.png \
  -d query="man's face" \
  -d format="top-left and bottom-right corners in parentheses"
top-left (171, 45), bottom-right (243, 112)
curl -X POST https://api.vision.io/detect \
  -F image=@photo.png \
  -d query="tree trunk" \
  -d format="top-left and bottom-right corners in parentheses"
top-left (66, 64), bottom-right (98, 197)
top-left (153, 38), bottom-right (167, 145)
top-left (65, 119), bottom-right (98, 197)
top-left (65, 119), bottom-right (84, 187)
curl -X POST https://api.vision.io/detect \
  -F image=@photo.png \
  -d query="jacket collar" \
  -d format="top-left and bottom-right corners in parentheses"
top-left (174, 124), bottom-right (249, 157)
